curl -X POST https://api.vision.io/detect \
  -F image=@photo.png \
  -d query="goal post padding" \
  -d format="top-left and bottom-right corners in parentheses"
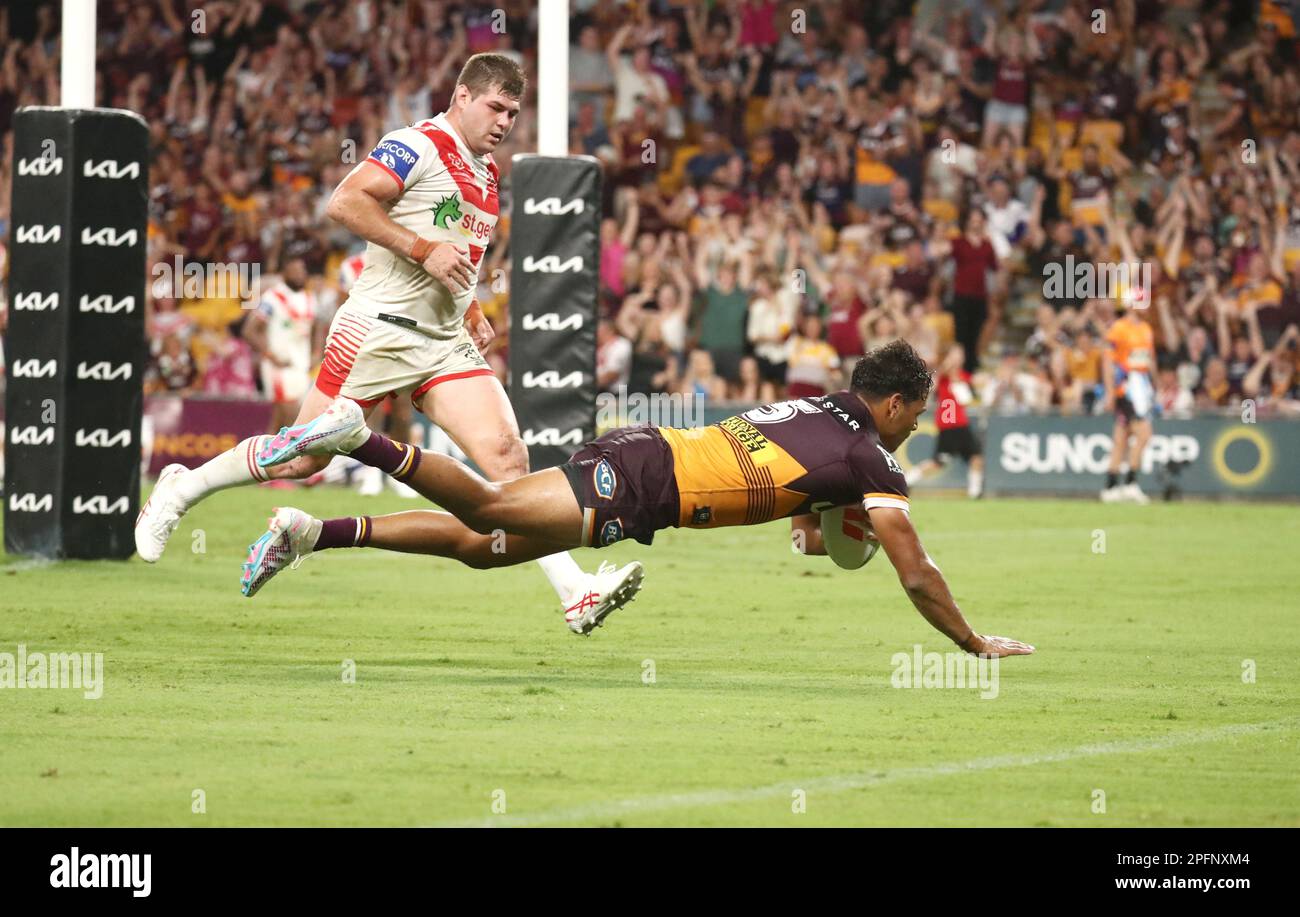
top-left (5, 107), bottom-right (148, 559)
top-left (507, 154), bottom-right (601, 470)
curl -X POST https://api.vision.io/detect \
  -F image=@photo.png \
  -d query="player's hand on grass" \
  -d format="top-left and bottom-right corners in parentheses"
top-left (423, 242), bottom-right (474, 292)
top-left (963, 634), bottom-right (1035, 657)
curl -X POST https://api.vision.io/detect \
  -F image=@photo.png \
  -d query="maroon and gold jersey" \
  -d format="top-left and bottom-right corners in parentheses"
top-left (561, 391), bottom-right (910, 549)
top-left (656, 390), bottom-right (910, 530)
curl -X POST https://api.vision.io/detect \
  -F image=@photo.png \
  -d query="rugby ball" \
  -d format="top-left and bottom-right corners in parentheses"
top-left (821, 505), bottom-right (880, 570)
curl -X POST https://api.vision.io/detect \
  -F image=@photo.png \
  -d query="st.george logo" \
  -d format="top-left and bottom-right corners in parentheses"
top-left (593, 460), bottom-right (617, 499)
top-left (432, 192), bottom-right (463, 229)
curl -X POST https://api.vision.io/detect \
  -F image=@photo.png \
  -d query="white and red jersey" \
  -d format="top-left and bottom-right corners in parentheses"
top-left (348, 112), bottom-right (500, 340)
top-left (338, 253), bottom-right (365, 293)
top-left (257, 281), bottom-right (317, 372)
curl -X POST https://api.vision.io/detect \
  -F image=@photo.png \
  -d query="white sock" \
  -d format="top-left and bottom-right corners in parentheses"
top-left (967, 467), bottom-right (983, 498)
top-left (904, 466), bottom-right (924, 486)
top-left (172, 435), bottom-right (271, 509)
top-left (535, 551), bottom-right (586, 602)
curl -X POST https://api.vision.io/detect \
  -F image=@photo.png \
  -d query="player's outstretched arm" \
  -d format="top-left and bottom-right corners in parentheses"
top-left (868, 507), bottom-right (1034, 658)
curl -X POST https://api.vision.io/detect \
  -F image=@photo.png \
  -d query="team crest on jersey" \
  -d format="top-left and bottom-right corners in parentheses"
top-left (600, 518), bottom-right (624, 546)
top-left (369, 140), bottom-right (419, 183)
top-left (593, 460), bottom-right (617, 499)
top-left (432, 193), bottom-right (463, 229)
top-left (877, 444), bottom-right (904, 475)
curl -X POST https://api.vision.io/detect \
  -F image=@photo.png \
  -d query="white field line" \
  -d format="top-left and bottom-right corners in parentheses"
top-left (440, 718), bottom-right (1296, 827)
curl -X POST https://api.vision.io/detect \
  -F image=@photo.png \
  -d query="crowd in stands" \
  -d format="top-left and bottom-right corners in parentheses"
top-left (1, 0), bottom-right (1299, 420)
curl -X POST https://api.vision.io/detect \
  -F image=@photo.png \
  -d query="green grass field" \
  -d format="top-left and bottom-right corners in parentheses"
top-left (2, 486), bottom-right (1297, 826)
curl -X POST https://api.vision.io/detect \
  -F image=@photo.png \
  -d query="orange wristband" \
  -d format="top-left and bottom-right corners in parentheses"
top-left (410, 237), bottom-right (435, 263)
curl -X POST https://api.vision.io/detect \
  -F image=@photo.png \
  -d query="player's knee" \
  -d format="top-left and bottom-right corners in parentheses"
top-left (456, 532), bottom-right (499, 569)
top-left (478, 432), bottom-right (529, 481)
top-left (460, 482), bottom-right (509, 534)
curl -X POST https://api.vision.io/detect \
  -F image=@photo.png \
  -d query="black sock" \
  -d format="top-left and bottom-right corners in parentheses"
top-left (1106, 472), bottom-right (1119, 488)
top-left (1125, 469), bottom-right (1136, 485)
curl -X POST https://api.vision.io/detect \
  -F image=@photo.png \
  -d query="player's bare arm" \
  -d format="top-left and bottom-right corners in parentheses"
top-left (324, 162), bottom-right (474, 291)
top-left (463, 299), bottom-right (494, 352)
top-left (241, 310), bottom-right (283, 367)
top-left (791, 513), bottom-right (827, 555)
top-left (870, 505), bottom-right (1034, 658)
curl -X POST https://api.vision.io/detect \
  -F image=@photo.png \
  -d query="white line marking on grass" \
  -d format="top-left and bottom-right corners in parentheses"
top-left (440, 718), bottom-right (1296, 827)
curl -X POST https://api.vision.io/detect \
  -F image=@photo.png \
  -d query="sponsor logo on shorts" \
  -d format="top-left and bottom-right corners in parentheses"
top-left (368, 140), bottom-right (420, 183)
top-left (691, 505), bottom-right (712, 525)
top-left (599, 518), bottom-right (624, 546)
top-left (593, 460), bottom-right (617, 499)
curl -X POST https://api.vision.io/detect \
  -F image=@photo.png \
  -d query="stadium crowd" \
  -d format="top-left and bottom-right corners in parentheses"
top-left (1, 0), bottom-right (1299, 421)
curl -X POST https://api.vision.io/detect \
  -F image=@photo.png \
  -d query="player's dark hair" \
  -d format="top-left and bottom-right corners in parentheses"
top-left (851, 339), bottom-right (933, 403)
top-left (457, 53), bottom-right (526, 100)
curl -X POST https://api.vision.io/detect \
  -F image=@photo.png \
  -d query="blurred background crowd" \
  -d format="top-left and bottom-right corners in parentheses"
top-left (1, 0), bottom-right (1299, 419)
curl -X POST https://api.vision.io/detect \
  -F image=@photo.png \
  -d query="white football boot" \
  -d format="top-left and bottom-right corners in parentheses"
top-left (134, 463), bottom-right (189, 562)
top-left (563, 560), bottom-right (645, 635)
top-left (1122, 482), bottom-right (1151, 505)
top-left (240, 507), bottom-right (323, 598)
top-left (257, 397), bottom-right (370, 468)
top-left (1100, 485), bottom-right (1123, 503)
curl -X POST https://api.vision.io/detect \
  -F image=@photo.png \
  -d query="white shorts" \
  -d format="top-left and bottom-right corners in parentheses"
top-left (261, 362), bottom-right (311, 404)
top-left (315, 306), bottom-right (493, 408)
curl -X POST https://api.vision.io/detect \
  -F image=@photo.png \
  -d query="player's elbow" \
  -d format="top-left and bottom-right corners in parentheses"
top-left (897, 561), bottom-right (935, 597)
top-left (325, 187), bottom-right (352, 225)
top-left (899, 573), bottom-right (929, 597)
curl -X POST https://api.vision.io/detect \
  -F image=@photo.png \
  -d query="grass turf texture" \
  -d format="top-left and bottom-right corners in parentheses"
top-left (2, 486), bottom-right (1297, 826)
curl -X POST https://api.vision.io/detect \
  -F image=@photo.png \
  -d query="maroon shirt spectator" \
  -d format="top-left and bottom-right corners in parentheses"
top-left (951, 235), bottom-right (998, 298)
top-left (826, 291), bottom-right (866, 359)
top-left (949, 210), bottom-right (1000, 373)
top-left (181, 184), bottom-right (223, 259)
top-left (739, 1), bottom-right (779, 49)
top-left (992, 58), bottom-right (1028, 105)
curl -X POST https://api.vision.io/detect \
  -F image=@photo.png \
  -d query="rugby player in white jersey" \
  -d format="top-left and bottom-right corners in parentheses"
top-left (243, 257), bottom-right (321, 434)
top-left (136, 53), bottom-right (643, 634)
